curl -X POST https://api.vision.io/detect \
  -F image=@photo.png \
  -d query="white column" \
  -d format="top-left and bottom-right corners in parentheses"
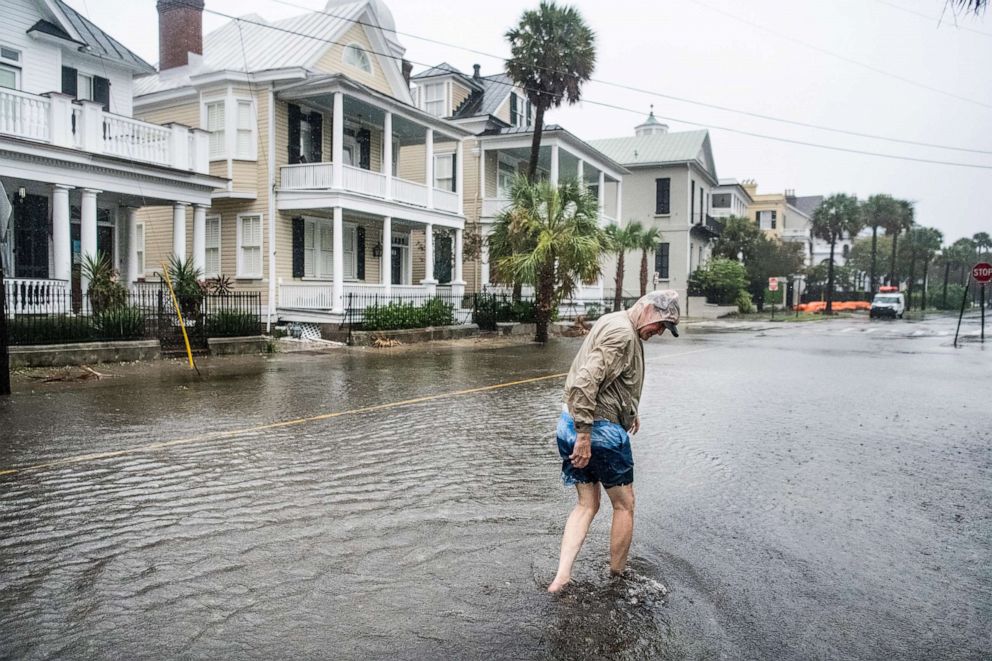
top-left (480, 227), bottom-right (491, 287)
top-left (455, 139), bottom-right (464, 215)
top-left (598, 171), bottom-right (606, 222)
top-left (616, 180), bottom-right (623, 223)
top-left (550, 143), bottom-right (559, 186)
top-left (80, 189), bottom-right (99, 293)
top-left (332, 207), bottom-right (344, 313)
top-left (382, 216), bottom-right (392, 297)
top-left (383, 111), bottom-right (393, 199)
top-left (479, 145), bottom-right (486, 203)
top-left (47, 93), bottom-right (74, 148)
top-left (452, 226), bottom-right (465, 301)
top-left (577, 159), bottom-right (584, 190)
top-left (425, 128), bottom-right (434, 208)
top-left (421, 223), bottom-right (436, 295)
top-left (52, 185), bottom-right (72, 282)
top-left (192, 204), bottom-right (207, 274)
top-left (126, 206), bottom-right (139, 284)
top-left (172, 202), bottom-right (188, 260)
top-left (332, 92), bottom-right (344, 189)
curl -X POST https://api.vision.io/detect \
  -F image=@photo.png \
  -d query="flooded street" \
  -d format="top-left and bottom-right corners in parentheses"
top-left (1, 315), bottom-right (989, 660)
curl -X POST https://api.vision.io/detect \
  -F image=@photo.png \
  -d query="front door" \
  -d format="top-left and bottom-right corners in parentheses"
top-left (12, 194), bottom-right (49, 279)
top-left (391, 246), bottom-right (402, 285)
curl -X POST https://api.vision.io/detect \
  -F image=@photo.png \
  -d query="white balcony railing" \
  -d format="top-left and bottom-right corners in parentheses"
top-left (393, 177), bottom-right (428, 207)
top-left (433, 188), bottom-right (459, 214)
top-left (279, 282), bottom-right (440, 310)
top-left (482, 197), bottom-right (511, 218)
top-left (343, 164), bottom-right (386, 198)
top-left (0, 90), bottom-right (209, 173)
top-left (5, 278), bottom-right (69, 316)
top-left (281, 163), bottom-right (334, 189)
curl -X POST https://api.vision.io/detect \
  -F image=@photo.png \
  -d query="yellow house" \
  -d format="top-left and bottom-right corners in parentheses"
top-left (134, 0), bottom-right (472, 327)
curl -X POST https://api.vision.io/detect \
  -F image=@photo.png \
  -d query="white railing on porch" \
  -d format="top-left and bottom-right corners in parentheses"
top-left (343, 164), bottom-right (386, 198)
top-left (0, 89), bottom-right (208, 173)
top-left (279, 282), bottom-right (449, 310)
top-left (393, 177), bottom-right (429, 207)
top-left (434, 189), bottom-right (459, 214)
top-left (482, 197), bottom-right (511, 218)
top-left (281, 163), bottom-right (334, 189)
top-left (279, 282), bottom-right (337, 309)
top-left (5, 278), bottom-right (69, 315)
top-left (0, 88), bottom-right (50, 141)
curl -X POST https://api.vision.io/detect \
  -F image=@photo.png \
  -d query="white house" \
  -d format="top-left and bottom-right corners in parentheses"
top-left (0, 0), bottom-right (223, 315)
top-left (712, 178), bottom-right (753, 219)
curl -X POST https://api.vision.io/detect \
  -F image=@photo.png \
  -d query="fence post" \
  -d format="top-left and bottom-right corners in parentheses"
top-left (347, 292), bottom-right (354, 346)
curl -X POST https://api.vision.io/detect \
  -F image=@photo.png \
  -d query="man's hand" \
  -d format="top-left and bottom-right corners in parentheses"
top-left (630, 416), bottom-right (640, 435)
top-left (570, 431), bottom-right (592, 469)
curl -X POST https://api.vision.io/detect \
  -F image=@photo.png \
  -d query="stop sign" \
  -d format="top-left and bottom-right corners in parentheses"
top-left (973, 262), bottom-right (992, 284)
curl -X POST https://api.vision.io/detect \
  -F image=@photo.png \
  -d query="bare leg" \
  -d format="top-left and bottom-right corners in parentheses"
top-left (605, 484), bottom-right (635, 575)
top-left (548, 483), bottom-right (601, 593)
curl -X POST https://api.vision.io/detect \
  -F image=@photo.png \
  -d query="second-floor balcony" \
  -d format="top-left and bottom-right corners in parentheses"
top-left (0, 87), bottom-right (209, 174)
top-left (691, 213), bottom-right (724, 237)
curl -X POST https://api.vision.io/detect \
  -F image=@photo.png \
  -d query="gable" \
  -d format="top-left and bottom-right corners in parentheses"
top-left (311, 18), bottom-right (406, 101)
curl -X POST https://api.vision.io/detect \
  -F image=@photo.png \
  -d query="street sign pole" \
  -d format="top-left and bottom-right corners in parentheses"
top-left (971, 262), bottom-right (991, 345)
top-left (954, 282), bottom-right (970, 349)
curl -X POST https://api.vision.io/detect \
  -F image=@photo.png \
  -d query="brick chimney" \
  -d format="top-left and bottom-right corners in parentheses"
top-left (157, 0), bottom-right (205, 71)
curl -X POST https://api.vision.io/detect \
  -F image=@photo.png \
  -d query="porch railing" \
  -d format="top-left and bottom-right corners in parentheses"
top-left (433, 188), bottom-right (459, 214)
top-left (343, 164), bottom-right (386, 198)
top-left (103, 113), bottom-right (171, 165)
top-left (393, 177), bottom-right (429, 207)
top-left (0, 88), bottom-right (50, 141)
top-left (279, 282), bottom-right (458, 310)
top-left (281, 163), bottom-right (334, 189)
top-left (4, 278), bottom-right (68, 315)
top-left (482, 197), bottom-right (511, 217)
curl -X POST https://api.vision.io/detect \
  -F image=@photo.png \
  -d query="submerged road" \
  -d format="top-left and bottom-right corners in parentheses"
top-left (1, 313), bottom-right (989, 660)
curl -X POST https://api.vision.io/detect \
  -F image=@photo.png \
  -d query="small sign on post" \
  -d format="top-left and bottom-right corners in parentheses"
top-left (768, 277), bottom-right (779, 292)
top-left (973, 262), bottom-right (990, 344)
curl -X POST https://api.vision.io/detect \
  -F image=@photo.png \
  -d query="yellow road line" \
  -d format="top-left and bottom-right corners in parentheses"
top-left (0, 347), bottom-right (712, 478)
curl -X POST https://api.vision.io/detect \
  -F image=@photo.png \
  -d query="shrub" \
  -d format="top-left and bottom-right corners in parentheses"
top-left (735, 290), bottom-right (754, 314)
top-left (363, 298), bottom-right (455, 331)
top-left (7, 315), bottom-right (94, 345)
top-left (928, 284), bottom-right (968, 310)
top-left (82, 254), bottom-right (127, 314)
top-left (472, 294), bottom-right (515, 330)
top-left (689, 259), bottom-right (749, 305)
top-left (205, 310), bottom-right (260, 337)
top-left (94, 306), bottom-right (146, 340)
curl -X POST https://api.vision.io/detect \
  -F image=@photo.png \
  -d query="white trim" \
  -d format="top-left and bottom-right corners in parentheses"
top-left (134, 221), bottom-right (145, 277)
top-left (236, 212), bottom-right (264, 279)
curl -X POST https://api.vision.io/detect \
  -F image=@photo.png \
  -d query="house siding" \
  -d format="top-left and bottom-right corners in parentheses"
top-left (312, 22), bottom-right (394, 97)
top-left (135, 99), bottom-right (199, 128)
top-left (451, 81), bottom-right (470, 115)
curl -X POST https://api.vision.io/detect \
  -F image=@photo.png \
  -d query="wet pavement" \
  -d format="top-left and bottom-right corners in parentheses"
top-left (1, 313), bottom-right (989, 660)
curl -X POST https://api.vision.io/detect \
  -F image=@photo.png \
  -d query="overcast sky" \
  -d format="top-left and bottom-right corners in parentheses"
top-left (67, 0), bottom-right (991, 242)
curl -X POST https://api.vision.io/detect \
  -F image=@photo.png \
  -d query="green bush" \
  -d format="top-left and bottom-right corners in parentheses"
top-left (928, 284), bottom-right (968, 310)
top-left (689, 259), bottom-right (749, 305)
top-left (363, 298), bottom-right (455, 331)
top-left (205, 310), bottom-right (260, 337)
top-left (471, 295), bottom-right (549, 329)
top-left (736, 290), bottom-right (754, 314)
top-left (7, 315), bottom-right (94, 345)
top-left (94, 306), bottom-right (146, 340)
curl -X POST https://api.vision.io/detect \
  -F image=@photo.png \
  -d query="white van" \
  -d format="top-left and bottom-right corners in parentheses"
top-left (870, 292), bottom-right (905, 319)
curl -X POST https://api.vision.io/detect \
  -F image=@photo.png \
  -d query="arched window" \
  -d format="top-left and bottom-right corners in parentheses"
top-left (343, 44), bottom-right (372, 74)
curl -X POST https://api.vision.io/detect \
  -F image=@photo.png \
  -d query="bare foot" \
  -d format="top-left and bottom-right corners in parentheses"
top-left (547, 577), bottom-right (569, 593)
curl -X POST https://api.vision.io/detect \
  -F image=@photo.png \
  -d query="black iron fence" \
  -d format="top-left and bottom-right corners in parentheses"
top-left (3, 283), bottom-right (262, 347)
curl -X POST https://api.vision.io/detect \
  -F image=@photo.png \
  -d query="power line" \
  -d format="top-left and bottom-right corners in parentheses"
top-left (685, 0), bottom-right (992, 110)
top-left (872, 0), bottom-right (992, 37)
top-left (166, 0), bottom-right (992, 171)
top-left (262, 0), bottom-right (992, 156)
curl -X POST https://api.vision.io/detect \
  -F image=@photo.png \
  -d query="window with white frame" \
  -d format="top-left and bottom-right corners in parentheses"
top-left (302, 218), bottom-right (357, 279)
top-left (497, 159), bottom-right (517, 198)
top-left (236, 100), bottom-right (254, 160)
top-left (0, 46), bottom-right (21, 90)
top-left (204, 216), bottom-right (221, 277)
top-left (206, 101), bottom-right (225, 160)
top-left (77, 72), bottom-right (93, 101)
top-left (421, 82), bottom-right (446, 117)
top-left (237, 214), bottom-right (263, 278)
top-left (135, 222), bottom-right (145, 276)
top-left (319, 222), bottom-right (334, 276)
top-left (343, 44), bottom-right (372, 74)
top-left (434, 153), bottom-right (454, 191)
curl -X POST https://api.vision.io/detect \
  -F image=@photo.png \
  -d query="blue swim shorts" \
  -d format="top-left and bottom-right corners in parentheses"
top-left (555, 411), bottom-right (634, 489)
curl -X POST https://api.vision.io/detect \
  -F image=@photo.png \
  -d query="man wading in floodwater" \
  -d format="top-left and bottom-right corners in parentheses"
top-left (548, 290), bottom-right (680, 593)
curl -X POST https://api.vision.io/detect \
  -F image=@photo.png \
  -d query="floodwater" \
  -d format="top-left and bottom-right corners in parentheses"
top-left (1, 313), bottom-right (989, 660)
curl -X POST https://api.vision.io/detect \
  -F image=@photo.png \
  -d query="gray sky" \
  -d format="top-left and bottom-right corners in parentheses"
top-left (68, 0), bottom-right (991, 243)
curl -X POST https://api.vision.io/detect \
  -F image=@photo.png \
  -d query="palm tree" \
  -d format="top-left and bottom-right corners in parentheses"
top-left (495, 177), bottom-right (605, 343)
top-left (860, 194), bottom-right (901, 292)
top-left (973, 232), bottom-right (992, 259)
top-left (488, 181), bottom-right (538, 297)
top-left (883, 199), bottom-right (914, 286)
top-left (951, 0), bottom-right (987, 14)
top-left (917, 227), bottom-right (943, 311)
top-left (810, 193), bottom-right (863, 314)
top-left (903, 226), bottom-right (942, 311)
top-left (604, 221), bottom-right (642, 309)
top-left (505, 2), bottom-right (596, 182)
top-left (637, 226), bottom-right (662, 297)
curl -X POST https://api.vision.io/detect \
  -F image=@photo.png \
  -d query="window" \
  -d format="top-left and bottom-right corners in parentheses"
top-left (320, 222), bottom-right (334, 276)
top-left (421, 83), bottom-right (446, 117)
top-left (206, 101), bottom-right (225, 160)
top-left (497, 159), bottom-right (517, 198)
top-left (237, 214), bottom-right (263, 278)
top-left (712, 193), bottom-right (731, 208)
top-left (0, 46), bottom-right (20, 90)
top-left (135, 222), bottom-right (145, 277)
top-left (655, 243), bottom-right (670, 280)
top-left (204, 216), bottom-right (221, 277)
top-left (509, 92), bottom-right (519, 126)
top-left (343, 44), bottom-right (372, 74)
top-left (655, 178), bottom-right (671, 214)
top-left (302, 218), bottom-right (357, 279)
top-left (757, 210), bottom-right (777, 230)
top-left (842, 244), bottom-right (850, 259)
top-left (289, 105), bottom-right (322, 164)
top-left (77, 72), bottom-right (93, 101)
top-left (434, 153), bottom-right (454, 191)
top-left (236, 100), bottom-right (254, 159)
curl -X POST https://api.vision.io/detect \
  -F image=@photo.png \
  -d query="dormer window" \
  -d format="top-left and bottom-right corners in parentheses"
top-left (343, 44), bottom-right (372, 74)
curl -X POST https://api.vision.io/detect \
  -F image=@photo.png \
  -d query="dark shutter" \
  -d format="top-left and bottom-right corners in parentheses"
top-left (655, 178), bottom-right (670, 215)
top-left (93, 76), bottom-right (110, 110)
top-left (292, 216), bottom-right (305, 278)
top-left (356, 226), bottom-right (366, 280)
top-left (509, 93), bottom-right (518, 125)
top-left (61, 66), bottom-right (77, 97)
top-left (690, 181), bottom-right (695, 222)
top-left (288, 104), bottom-right (301, 164)
top-left (450, 151), bottom-right (457, 192)
top-left (655, 243), bottom-right (670, 280)
top-left (755, 211), bottom-right (761, 222)
top-left (309, 111), bottom-right (322, 162)
top-left (357, 128), bottom-right (371, 170)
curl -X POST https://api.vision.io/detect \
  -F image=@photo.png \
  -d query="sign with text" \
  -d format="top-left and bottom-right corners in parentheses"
top-left (972, 262), bottom-right (992, 284)
top-left (768, 277), bottom-right (779, 292)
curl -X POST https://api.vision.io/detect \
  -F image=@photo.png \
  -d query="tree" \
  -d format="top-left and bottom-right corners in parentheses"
top-left (860, 194), bottom-right (901, 292)
top-left (712, 215), bottom-right (763, 263)
top-left (882, 199), bottom-right (914, 286)
top-left (902, 226), bottom-right (943, 310)
top-left (494, 177), bottom-right (605, 343)
top-left (505, 2), bottom-right (596, 182)
top-left (950, 0), bottom-right (987, 14)
top-left (974, 232), bottom-right (991, 259)
top-left (637, 226), bottom-right (661, 297)
top-left (810, 193), bottom-right (863, 314)
top-left (604, 221), bottom-right (642, 309)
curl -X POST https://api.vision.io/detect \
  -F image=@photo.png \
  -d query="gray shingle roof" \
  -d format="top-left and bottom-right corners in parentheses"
top-left (787, 195), bottom-right (823, 217)
top-left (52, 0), bottom-right (155, 73)
top-left (412, 62), bottom-right (464, 79)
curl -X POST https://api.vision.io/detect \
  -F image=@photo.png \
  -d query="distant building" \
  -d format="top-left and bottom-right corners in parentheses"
top-left (712, 178), bottom-right (753, 219)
